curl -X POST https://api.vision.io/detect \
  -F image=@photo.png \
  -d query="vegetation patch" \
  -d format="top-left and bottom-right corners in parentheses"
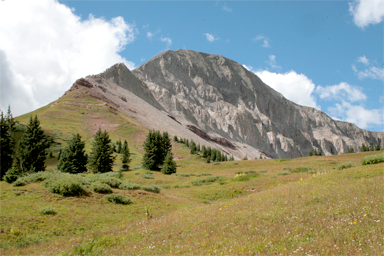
top-left (336, 162), bottom-right (356, 170)
top-left (232, 174), bottom-right (259, 182)
top-left (140, 171), bottom-right (154, 179)
top-left (45, 178), bottom-right (87, 197)
top-left (104, 194), bottom-right (132, 205)
top-left (360, 153), bottom-right (384, 165)
top-left (290, 167), bottom-right (312, 173)
top-left (278, 172), bottom-right (290, 176)
top-left (191, 176), bottom-right (220, 186)
top-left (91, 182), bottom-right (112, 194)
top-left (275, 158), bottom-right (291, 162)
top-left (39, 206), bottom-right (57, 215)
top-left (141, 185), bottom-right (161, 193)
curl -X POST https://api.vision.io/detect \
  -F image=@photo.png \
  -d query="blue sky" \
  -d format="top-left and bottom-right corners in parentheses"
top-left (0, 0), bottom-right (383, 131)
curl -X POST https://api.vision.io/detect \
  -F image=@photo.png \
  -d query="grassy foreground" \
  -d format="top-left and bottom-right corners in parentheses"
top-left (1, 151), bottom-right (383, 255)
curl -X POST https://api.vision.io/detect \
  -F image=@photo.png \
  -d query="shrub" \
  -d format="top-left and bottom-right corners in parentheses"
top-left (119, 182), bottom-right (141, 190)
top-left (39, 206), bottom-right (57, 215)
top-left (257, 170), bottom-right (268, 173)
top-left (283, 167), bottom-right (292, 170)
top-left (12, 179), bottom-right (28, 187)
top-left (360, 154), bottom-right (384, 165)
top-left (275, 159), bottom-right (291, 162)
top-left (46, 178), bottom-right (86, 196)
top-left (290, 167), bottom-right (312, 173)
top-left (3, 165), bottom-right (22, 183)
top-left (140, 171), bottom-right (154, 179)
top-left (87, 175), bottom-right (122, 188)
top-left (141, 185), bottom-right (161, 193)
top-left (91, 182), bottom-right (112, 194)
top-left (105, 194), bottom-right (132, 205)
top-left (191, 176), bottom-right (219, 186)
top-left (278, 172), bottom-right (290, 176)
top-left (232, 174), bottom-right (259, 182)
top-left (336, 162), bottom-right (356, 170)
top-left (213, 162), bottom-right (220, 165)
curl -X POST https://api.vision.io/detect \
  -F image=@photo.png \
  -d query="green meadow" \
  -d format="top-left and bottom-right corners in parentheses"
top-left (1, 90), bottom-right (383, 255)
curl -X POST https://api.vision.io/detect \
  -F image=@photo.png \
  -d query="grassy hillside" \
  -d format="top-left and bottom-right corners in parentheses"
top-left (1, 151), bottom-right (383, 255)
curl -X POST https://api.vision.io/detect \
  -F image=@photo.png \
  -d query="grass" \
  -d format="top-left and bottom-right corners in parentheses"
top-left (336, 161), bottom-right (356, 170)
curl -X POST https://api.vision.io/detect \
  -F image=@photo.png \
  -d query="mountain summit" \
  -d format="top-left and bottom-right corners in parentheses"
top-left (72, 49), bottom-right (383, 159)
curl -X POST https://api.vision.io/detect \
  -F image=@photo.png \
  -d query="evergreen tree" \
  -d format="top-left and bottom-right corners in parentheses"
top-left (190, 141), bottom-right (197, 154)
top-left (229, 155), bottom-right (234, 161)
top-left (243, 155), bottom-right (248, 160)
top-left (202, 145), bottom-right (207, 158)
top-left (0, 107), bottom-right (15, 180)
top-left (211, 149), bottom-right (217, 162)
top-left (197, 143), bottom-right (201, 152)
top-left (317, 150), bottom-right (322, 156)
top-left (120, 140), bottom-right (131, 172)
top-left (375, 144), bottom-right (381, 151)
top-left (215, 150), bottom-right (221, 162)
top-left (369, 142), bottom-right (374, 151)
top-left (122, 140), bottom-right (128, 153)
top-left (259, 155), bottom-right (263, 159)
top-left (314, 149), bottom-right (318, 156)
top-left (142, 130), bottom-right (172, 171)
top-left (116, 139), bottom-right (122, 153)
top-left (88, 128), bottom-right (115, 173)
top-left (17, 116), bottom-right (50, 173)
top-left (186, 139), bottom-right (189, 147)
top-left (361, 143), bottom-right (368, 152)
top-left (308, 150), bottom-right (313, 156)
top-left (57, 133), bottom-right (87, 173)
top-left (161, 152), bottom-right (177, 175)
top-left (348, 147), bottom-right (354, 153)
top-left (173, 135), bottom-right (178, 142)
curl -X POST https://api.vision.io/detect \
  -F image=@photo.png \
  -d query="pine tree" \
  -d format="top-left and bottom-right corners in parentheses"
top-left (308, 150), bottom-right (313, 156)
top-left (375, 144), bottom-right (381, 151)
top-left (142, 130), bottom-right (172, 171)
top-left (0, 107), bottom-right (15, 180)
top-left (259, 155), bottom-right (263, 159)
top-left (17, 116), bottom-right (50, 173)
top-left (314, 149), bottom-right (317, 156)
top-left (120, 140), bottom-right (131, 172)
top-left (243, 155), bottom-right (248, 160)
top-left (215, 150), bottom-right (221, 162)
top-left (161, 152), bottom-right (177, 175)
top-left (173, 135), bottom-right (178, 142)
top-left (211, 149), bottom-right (217, 162)
top-left (190, 141), bottom-right (197, 154)
top-left (88, 128), bottom-right (115, 173)
top-left (202, 145), bottom-right (207, 158)
top-left (57, 133), bottom-right (87, 173)
top-left (197, 144), bottom-right (201, 152)
top-left (122, 140), bottom-right (128, 152)
top-left (116, 139), bottom-right (122, 153)
top-left (229, 155), bottom-right (234, 161)
top-left (348, 147), bottom-right (354, 153)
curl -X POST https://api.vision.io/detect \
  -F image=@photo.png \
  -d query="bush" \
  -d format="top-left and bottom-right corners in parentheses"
top-left (283, 167), bottom-right (292, 170)
top-left (141, 185), bottom-right (161, 193)
top-left (105, 194), bottom-right (132, 205)
top-left (91, 182), bottom-right (112, 194)
top-left (232, 174), bottom-right (259, 182)
top-left (39, 206), bottom-right (57, 215)
top-left (140, 171), bottom-right (154, 179)
top-left (336, 162), bottom-right (356, 170)
top-left (257, 170), bottom-right (268, 173)
top-left (290, 167), bottom-right (312, 173)
top-left (12, 179), bottom-right (28, 187)
top-left (191, 176), bottom-right (219, 186)
top-left (87, 175), bottom-right (122, 188)
top-left (3, 166), bottom-right (22, 183)
top-left (278, 172), bottom-right (290, 176)
top-left (119, 182), bottom-right (141, 190)
top-left (46, 178), bottom-right (86, 196)
top-left (360, 154), bottom-right (384, 165)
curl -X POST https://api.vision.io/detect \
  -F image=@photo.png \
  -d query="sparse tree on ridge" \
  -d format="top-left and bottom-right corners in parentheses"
top-left (57, 133), bottom-right (88, 173)
top-left (88, 128), bottom-right (115, 173)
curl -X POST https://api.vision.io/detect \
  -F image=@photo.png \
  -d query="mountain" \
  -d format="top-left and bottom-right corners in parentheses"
top-left (62, 49), bottom-right (384, 159)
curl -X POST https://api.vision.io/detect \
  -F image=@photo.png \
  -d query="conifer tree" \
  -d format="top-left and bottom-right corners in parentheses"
top-left (215, 150), bottom-right (221, 162)
top-left (308, 150), bottom-right (313, 156)
top-left (190, 141), bottom-right (197, 154)
top-left (173, 135), bottom-right (178, 142)
top-left (142, 130), bottom-right (172, 171)
top-left (0, 107), bottom-right (15, 180)
top-left (202, 145), bottom-right (207, 158)
top-left (161, 152), bottom-right (177, 175)
top-left (229, 155), bottom-right (234, 161)
top-left (348, 147), bottom-right (354, 153)
top-left (375, 144), bottom-right (381, 151)
top-left (17, 116), bottom-right (50, 173)
top-left (57, 133), bottom-right (87, 173)
top-left (88, 128), bottom-right (115, 173)
top-left (120, 140), bottom-right (131, 172)
top-left (116, 139), bottom-right (122, 153)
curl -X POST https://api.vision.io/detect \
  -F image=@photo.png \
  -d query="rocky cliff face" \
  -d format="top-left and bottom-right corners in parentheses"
top-left (76, 49), bottom-right (383, 159)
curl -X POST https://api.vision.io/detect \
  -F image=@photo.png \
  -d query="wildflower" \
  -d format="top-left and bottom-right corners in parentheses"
top-left (219, 208), bottom-right (222, 210)
top-left (354, 221), bottom-right (357, 224)
top-left (364, 214), bottom-right (367, 217)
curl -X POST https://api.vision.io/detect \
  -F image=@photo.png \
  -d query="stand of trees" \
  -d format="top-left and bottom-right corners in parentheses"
top-left (173, 135), bottom-right (231, 163)
top-left (308, 149), bottom-right (322, 156)
top-left (142, 130), bottom-right (174, 172)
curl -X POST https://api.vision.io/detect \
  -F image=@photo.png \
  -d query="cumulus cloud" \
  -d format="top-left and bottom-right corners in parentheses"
top-left (160, 36), bottom-right (172, 47)
top-left (204, 33), bottom-right (219, 42)
top-left (328, 101), bottom-right (383, 129)
top-left (352, 56), bottom-right (384, 81)
top-left (267, 55), bottom-right (281, 70)
top-left (255, 70), bottom-right (319, 109)
top-left (0, 0), bottom-right (137, 116)
top-left (253, 35), bottom-right (270, 48)
top-left (349, 0), bottom-right (384, 28)
top-left (316, 82), bottom-right (367, 102)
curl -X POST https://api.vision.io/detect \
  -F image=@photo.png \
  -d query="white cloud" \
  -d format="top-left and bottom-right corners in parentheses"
top-left (328, 101), bottom-right (383, 129)
top-left (0, 0), bottom-right (137, 117)
top-left (160, 36), bottom-right (172, 47)
top-left (255, 70), bottom-right (319, 109)
top-left (253, 35), bottom-right (270, 48)
top-left (352, 56), bottom-right (384, 81)
top-left (147, 32), bottom-right (155, 40)
top-left (204, 33), bottom-right (219, 42)
top-left (357, 55), bottom-right (369, 65)
top-left (316, 82), bottom-right (367, 102)
top-left (223, 3), bottom-right (232, 12)
top-left (349, 0), bottom-right (384, 28)
top-left (267, 55), bottom-right (281, 69)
